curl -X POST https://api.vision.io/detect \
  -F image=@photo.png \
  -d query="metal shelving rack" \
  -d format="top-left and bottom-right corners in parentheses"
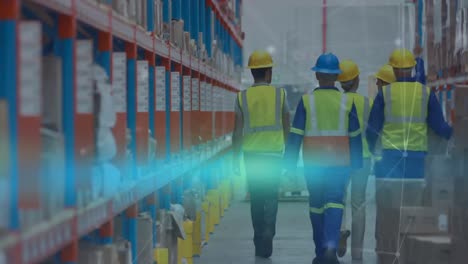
top-left (0, 0), bottom-right (243, 263)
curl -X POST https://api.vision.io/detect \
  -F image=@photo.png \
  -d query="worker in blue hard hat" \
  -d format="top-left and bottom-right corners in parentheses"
top-left (285, 53), bottom-right (363, 264)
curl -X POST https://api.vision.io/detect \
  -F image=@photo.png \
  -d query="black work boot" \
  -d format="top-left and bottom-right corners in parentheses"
top-left (312, 257), bottom-right (323, 264)
top-left (324, 249), bottom-right (340, 264)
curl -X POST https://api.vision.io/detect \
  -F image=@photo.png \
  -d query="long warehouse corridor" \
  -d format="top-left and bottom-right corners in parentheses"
top-left (195, 177), bottom-right (378, 264)
top-left (1, 0), bottom-right (468, 264)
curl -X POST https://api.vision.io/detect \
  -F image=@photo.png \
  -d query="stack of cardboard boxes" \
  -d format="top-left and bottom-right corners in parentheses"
top-left (395, 86), bottom-right (468, 264)
top-left (451, 86), bottom-right (468, 262)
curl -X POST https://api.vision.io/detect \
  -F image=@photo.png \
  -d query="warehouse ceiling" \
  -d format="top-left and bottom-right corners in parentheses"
top-left (242, 0), bottom-right (415, 98)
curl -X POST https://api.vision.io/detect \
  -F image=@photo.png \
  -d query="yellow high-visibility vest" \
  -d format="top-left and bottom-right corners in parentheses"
top-left (345, 93), bottom-right (372, 158)
top-left (238, 84), bottom-right (285, 153)
top-left (382, 82), bottom-right (430, 152)
top-left (302, 89), bottom-right (359, 167)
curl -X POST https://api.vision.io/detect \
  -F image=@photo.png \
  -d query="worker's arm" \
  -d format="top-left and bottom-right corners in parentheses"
top-left (366, 90), bottom-right (385, 154)
top-left (349, 102), bottom-right (363, 169)
top-left (414, 57), bottom-right (426, 85)
top-left (282, 89), bottom-right (291, 142)
top-left (427, 91), bottom-right (453, 139)
top-left (232, 96), bottom-right (243, 159)
top-left (284, 97), bottom-right (306, 169)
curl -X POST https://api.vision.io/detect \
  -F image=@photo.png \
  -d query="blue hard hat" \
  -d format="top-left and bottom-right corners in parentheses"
top-left (311, 53), bottom-right (342, 74)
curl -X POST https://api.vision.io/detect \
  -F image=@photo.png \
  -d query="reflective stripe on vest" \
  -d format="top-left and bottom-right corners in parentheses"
top-left (241, 87), bottom-right (282, 134)
top-left (305, 94), bottom-right (348, 136)
top-left (384, 85), bottom-right (428, 123)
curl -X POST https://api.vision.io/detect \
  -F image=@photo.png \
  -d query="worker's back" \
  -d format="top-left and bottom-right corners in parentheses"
top-left (382, 82), bottom-right (430, 152)
top-left (345, 93), bottom-right (371, 158)
top-left (302, 89), bottom-right (353, 167)
top-left (238, 84), bottom-right (286, 154)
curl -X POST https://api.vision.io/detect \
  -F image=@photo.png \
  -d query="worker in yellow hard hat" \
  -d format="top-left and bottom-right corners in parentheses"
top-left (375, 64), bottom-right (396, 89)
top-left (366, 48), bottom-right (453, 264)
top-left (232, 50), bottom-right (290, 259)
top-left (285, 53), bottom-right (363, 264)
top-left (335, 60), bottom-right (372, 261)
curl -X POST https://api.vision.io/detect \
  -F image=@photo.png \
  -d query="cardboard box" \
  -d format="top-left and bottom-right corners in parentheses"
top-left (42, 56), bottom-right (63, 131)
top-left (399, 207), bottom-right (450, 235)
top-left (431, 181), bottom-right (455, 208)
top-left (402, 236), bottom-right (452, 264)
top-left (452, 238), bottom-right (468, 264)
top-left (452, 207), bottom-right (468, 242)
top-left (425, 154), bottom-right (463, 181)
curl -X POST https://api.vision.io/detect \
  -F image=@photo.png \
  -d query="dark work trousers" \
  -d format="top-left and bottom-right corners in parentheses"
top-left (244, 153), bottom-right (281, 257)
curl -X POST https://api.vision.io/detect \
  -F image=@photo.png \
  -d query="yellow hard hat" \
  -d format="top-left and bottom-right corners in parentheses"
top-left (375, 64), bottom-right (396, 84)
top-left (337, 60), bottom-right (360, 82)
top-left (388, 48), bottom-right (416, 68)
top-left (247, 50), bottom-right (274, 69)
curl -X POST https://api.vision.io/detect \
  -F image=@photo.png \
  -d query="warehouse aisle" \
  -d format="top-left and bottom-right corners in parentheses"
top-left (195, 177), bottom-right (378, 264)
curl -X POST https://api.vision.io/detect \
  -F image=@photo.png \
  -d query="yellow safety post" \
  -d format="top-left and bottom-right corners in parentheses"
top-left (207, 190), bottom-right (220, 228)
top-left (202, 200), bottom-right (210, 242)
top-left (219, 184), bottom-right (225, 218)
top-left (192, 211), bottom-right (202, 256)
top-left (154, 248), bottom-right (169, 264)
top-left (181, 220), bottom-right (194, 264)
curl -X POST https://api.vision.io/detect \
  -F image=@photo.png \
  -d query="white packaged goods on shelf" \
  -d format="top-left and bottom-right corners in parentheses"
top-left (207, 83), bottom-right (213, 112)
top-left (112, 52), bottom-right (127, 113)
top-left (154, 0), bottom-right (163, 36)
top-left (192, 78), bottom-right (199, 111)
top-left (200, 81), bottom-right (207, 111)
top-left (171, 72), bottom-right (181, 112)
top-left (127, 0), bottom-right (136, 21)
top-left (183, 76), bottom-right (191, 111)
top-left (137, 60), bottom-right (149, 113)
top-left (155, 66), bottom-right (166, 111)
top-left (76, 40), bottom-right (94, 114)
top-left (19, 22), bottom-right (42, 117)
top-left (112, 0), bottom-right (128, 17)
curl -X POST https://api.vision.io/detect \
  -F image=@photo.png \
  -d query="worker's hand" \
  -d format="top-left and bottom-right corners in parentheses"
top-left (413, 45), bottom-right (423, 57)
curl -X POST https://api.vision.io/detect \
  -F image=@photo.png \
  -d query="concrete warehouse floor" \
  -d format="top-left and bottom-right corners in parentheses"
top-left (194, 177), bottom-right (380, 264)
